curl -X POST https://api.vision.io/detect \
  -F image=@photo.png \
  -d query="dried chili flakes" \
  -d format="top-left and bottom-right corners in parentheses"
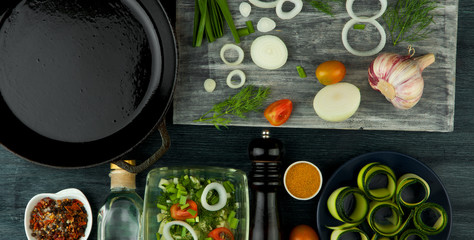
top-left (29, 197), bottom-right (88, 240)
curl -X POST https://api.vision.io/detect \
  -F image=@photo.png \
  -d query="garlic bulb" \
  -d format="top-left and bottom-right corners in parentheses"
top-left (368, 52), bottom-right (435, 109)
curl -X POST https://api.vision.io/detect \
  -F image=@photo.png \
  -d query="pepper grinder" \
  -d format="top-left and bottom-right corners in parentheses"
top-left (248, 130), bottom-right (284, 240)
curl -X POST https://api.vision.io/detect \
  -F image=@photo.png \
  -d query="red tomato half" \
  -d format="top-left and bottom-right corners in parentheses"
top-left (264, 99), bottom-right (293, 126)
top-left (208, 227), bottom-right (234, 240)
top-left (289, 224), bottom-right (320, 240)
top-left (170, 200), bottom-right (198, 220)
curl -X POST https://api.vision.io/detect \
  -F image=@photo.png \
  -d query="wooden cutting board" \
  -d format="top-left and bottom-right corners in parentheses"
top-left (172, 0), bottom-right (457, 132)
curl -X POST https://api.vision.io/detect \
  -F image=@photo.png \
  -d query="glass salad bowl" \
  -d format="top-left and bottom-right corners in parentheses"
top-left (143, 166), bottom-right (250, 240)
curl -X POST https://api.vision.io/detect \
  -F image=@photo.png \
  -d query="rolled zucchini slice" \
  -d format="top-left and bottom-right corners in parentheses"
top-left (327, 186), bottom-right (369, 224)
top-left (330, 227), bottom-right (369, 240)
top-left (357, 162), bottom-right (397, 201)
top-left (398, 229), bottom-right (428, 240)
top-left (413, 202), bottom-right (448, 235)
top-left (367, 201), bottom-right (412, 237)
top-left (396, 173), bottom-right (430, 208)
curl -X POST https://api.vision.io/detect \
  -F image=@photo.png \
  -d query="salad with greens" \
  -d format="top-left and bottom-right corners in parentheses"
top-left (155, 175), bottom-right (240, 240)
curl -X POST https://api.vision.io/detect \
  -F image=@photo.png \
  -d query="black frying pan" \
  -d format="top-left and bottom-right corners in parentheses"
top-left (0, 0), bottom-right (177, 173)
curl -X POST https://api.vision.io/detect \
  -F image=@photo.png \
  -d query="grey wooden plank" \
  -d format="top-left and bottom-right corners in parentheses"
top-left (173, 0), bottom-right (457, 132)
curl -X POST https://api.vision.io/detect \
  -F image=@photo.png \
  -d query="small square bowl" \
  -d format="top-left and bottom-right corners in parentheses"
top-left (24, 188), bottom-right (92, 240)
top-left (143, 166), bottom-right (249, 240)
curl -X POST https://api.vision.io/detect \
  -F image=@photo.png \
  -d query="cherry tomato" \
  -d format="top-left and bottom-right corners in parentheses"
top-left (315, 60), bottom-right (346, 85)
top-left (289, 225), bottom-right (320, 240)
top-left (207, 227), bottom-right (234, 240)
top-left (264, 99), bottom-right (293, 126)
top-left (170, 200), bottom-right (198, 220)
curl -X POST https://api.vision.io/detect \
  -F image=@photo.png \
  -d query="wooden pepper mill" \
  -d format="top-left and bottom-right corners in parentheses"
top-left (248, 130), bottom-right (284, 240)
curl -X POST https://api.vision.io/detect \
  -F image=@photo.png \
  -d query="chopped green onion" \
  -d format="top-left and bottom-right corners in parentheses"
top-left (180, 203), bottom-right (190, 210)
top-left (179, 196), bottom-right (187, 205)
top-left (223, 181), bottom-right (235, 193)
top-left (229, 217), bottom-right (239, 229)
top-left (195, 188), bottom-right (204, 198)
top-left (186, 218), bottom-right (196, 223)
top-left (187, 208), bottom-right (197, 216)
top-left (205, 238), bottom-right (213, 240)
top-left (237, 27), bottom-right (250, 37)
top-left (246, 20), bottom-right (255, 33)
top-left (169, 193), bottom-right (178, 201)
top-left (296, 66), bottom-right (307, 78)
top-left (181, 226), bottom-right (187, 237)
top-left (156, 203), bottom-right (168, 211)
top-left (210, 195), bottom-right (220, 205)
top-left (227, 210), bottom-right (236, 223)
top-left (353, 24), bottom-right (365, 30)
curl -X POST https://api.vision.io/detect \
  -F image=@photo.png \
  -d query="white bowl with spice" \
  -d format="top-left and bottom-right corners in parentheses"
top-left (284, 161), bottom-right (323, 200)
top-left (24, 188), bottom-right (92, 240)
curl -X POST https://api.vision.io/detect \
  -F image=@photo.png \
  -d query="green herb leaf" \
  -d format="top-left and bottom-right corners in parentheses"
top-left (383, 0), bottom-right (438, 46)
top-left (304, 0), bottom-right (344, 17)
top-left (194, 85), bottom-right (271, 129)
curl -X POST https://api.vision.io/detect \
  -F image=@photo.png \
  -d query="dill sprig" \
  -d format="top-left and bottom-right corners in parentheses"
top-left (194, 85), bottom-right (271, 129)
top-left (383, 0), bottom-right (438, 46)
top-left (304, 0), bottom-right (344, 17)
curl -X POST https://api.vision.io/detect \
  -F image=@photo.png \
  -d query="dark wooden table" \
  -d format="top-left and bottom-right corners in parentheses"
top-left (1, 1), bottom-right (473, 239)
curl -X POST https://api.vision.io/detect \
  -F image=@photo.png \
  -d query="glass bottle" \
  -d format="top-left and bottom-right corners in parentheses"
top-left (98, 160), bottom-right (143, 240)
top-left (248, 130), bottom-right (284, 240)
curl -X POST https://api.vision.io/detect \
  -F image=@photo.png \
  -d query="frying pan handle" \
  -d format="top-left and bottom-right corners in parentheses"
top-left (113, 120), bottom-right (170, 173)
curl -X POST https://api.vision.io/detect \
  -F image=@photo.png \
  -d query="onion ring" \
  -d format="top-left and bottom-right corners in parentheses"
top-left (204, 78), bottom-right (216, 92)
top-left (226, 70), bottom-right (246, 89)
top-left (249, 0), bottom-right (278, 8)
top-left (346, 0), bottom-right (387, 22)
top-left (341, 18), bottom-right (386, 57)
top-left (162, 221), bottom-right (198, 240)
top-left (220, 44), bottom-right (244, 66)
top-left (200, 182), bottom-right (228, 211)
top-left (257, 17), bottom-right (276, 33)
top-left (239, 2), bottom-right (251, 17)
top-left (276, 0), bottom-right (303, 20)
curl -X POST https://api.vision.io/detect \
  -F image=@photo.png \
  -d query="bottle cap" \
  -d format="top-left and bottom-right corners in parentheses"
top-left (110, 160), bottom-right (136, 170)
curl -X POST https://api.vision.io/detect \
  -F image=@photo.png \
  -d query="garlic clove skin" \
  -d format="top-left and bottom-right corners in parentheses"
top-left (368, 52), bottom-right (435, 109)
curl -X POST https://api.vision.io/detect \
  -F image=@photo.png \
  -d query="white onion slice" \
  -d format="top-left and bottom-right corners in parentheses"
top-left (239, 2), bottom-right (252, 17)
top-left (257, 17), bottom-right (276, 32)
top-left (341, 18), bottom-right (386, 57)
top-left (220, 43), bottom-right (244, 66)
top-left (204, 78), bottom-right (216, 92)
top-left (162, 221), bottom-right (198, 240)
top-left (226, 70), bottom-right (246, 89)
top-left (346, 0), bottom-right (387, 22)
top-left (276, 0), bottom-right (303, 20)
top-left (250, 35), bottom-right (288, 70)
top-left (200, 182), bottom-right (227, 211)
top-left (249, 0), bottom-right (278, 8)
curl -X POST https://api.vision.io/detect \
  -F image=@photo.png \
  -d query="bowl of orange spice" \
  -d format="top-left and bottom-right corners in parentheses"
top-left (284, 161), bottom-right (323, 200)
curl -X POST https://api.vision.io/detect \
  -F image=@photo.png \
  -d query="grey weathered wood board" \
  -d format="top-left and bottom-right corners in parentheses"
top-left (173, 0), bottom-right (457, 132)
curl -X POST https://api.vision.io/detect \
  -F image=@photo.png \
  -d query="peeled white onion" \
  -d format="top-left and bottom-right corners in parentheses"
top-left (276, 0), bottom-right (303, 20)
top-left (250, 35), bottom-right (288, 70)
top-left (200, 182), bottom-right (227, 211)
top-left (257, 17), bottom-right (276, 32)
top-left (162, 221), bottom-right (198, 240)
top-left (313, 82), bottom-right (361, 122)
top-left (226, 70), bottom-right (246, 89)
top-left (239, 2), bottom-right (252, 17)
top-left (341, 18), bottom-right (386, 57)
top-left (204, 78), bottom-right (216, 92)
top-left (249, 0), bottom-right (278, 8)
top-left (220, 43), bottom-right (244, 66)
